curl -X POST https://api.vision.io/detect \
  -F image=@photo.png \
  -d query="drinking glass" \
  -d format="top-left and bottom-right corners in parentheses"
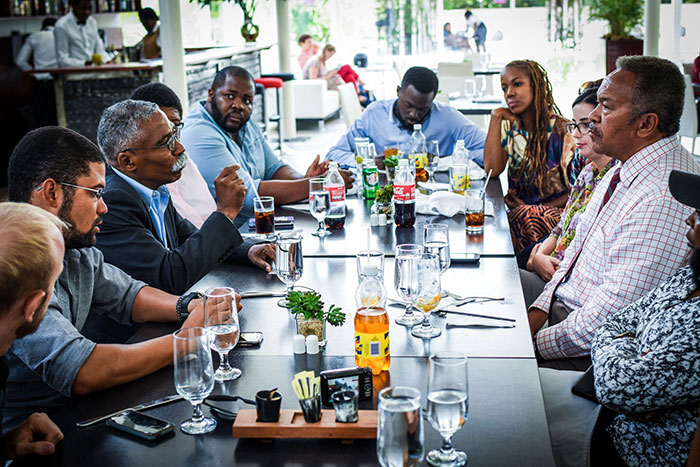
top-left (204, 287), bottom-right (240, 381)
top-left (309, 178), bottom-right (331, 237)
top-left (422, 224), bottom-right (451, 273)
top-left (411, 253), bottom-right (442, 339)
top-left (377, 386), bottom-right (424, 467)
top-left (426, 140), bottom-right (440, 183)
top-left (463, 79), bottom-right (477, 102)
top-left (173, 327), bottom-right (216, 435)
top-left (357, 250), bottom-right (385, 281)
top-left (276, 231), bottom-right (303, 307)
top-left (254, 196), bottom-right (275, 238)
top-left (464, 189), bottom-right (485, 233)
top-left (426, 352), bottom-right (469, 466)
top-left (394, 244), bottom-right (423, 326)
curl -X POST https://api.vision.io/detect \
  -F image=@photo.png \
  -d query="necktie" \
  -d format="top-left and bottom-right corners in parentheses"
top-left (598, 167), bottom-right (621, 213)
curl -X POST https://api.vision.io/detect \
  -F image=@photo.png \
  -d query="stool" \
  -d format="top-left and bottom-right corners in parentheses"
top-left (261, 73), bottom-right (295, 144)
top-left (254, 77), bottom-right (284, 152)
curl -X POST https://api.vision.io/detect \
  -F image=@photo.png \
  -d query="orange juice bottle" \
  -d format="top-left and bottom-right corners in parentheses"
top-left (354, 270), bottom-right (390, 375)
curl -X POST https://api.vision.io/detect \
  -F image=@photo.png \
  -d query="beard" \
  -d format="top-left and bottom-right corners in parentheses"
top-left (15, 291), bottom-right (50, 339)
top-left (690, 248), bottom-right (700, 290)
top-left (210, 102), bottom-right (247, 134)
top-left (58, 193), bottom-right (101, 249)
top-left (171, 151), bottom-right (188, 173)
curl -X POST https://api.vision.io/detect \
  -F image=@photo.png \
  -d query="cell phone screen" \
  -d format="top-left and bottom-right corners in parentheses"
top-left (107, 410), bottom-right (174, 440)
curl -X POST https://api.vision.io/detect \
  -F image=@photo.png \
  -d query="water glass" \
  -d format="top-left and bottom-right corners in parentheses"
top-left (173, 327), bottom-right (216, 435)
top-left (377, 386), bottom-right (424, 467)
top-left (411, 253), bottom-right (442, 339)
top-left (463, 79), bottom-right (477, 101)
top-left (422, 224), bottom-right (451, 273)
top-left (426, 140), bottom-right (440, 183)
top-left (254, 196), bottom-right (275, 237)
top-left (204, 287), bottom-right (240, 381)
top-left (393, 244), bottom-right (423, 327)
top-left (309, 178), bottom-right (331, 237)
top-left (356, 250), bottom-right (385, 281)
top-left (426, 352), bottom-right (468, 466)
top-left (276, 231), bottom-right (303, 306)
top-left (464, 189), bottom-right (485, 233)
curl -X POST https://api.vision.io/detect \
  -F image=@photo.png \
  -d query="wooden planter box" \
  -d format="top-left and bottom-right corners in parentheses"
top-left (606, 38), bottom-right (644, 74)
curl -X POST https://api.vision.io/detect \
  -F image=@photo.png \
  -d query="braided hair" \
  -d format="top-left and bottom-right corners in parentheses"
top-left (504, 59), bottom-right (561, 194)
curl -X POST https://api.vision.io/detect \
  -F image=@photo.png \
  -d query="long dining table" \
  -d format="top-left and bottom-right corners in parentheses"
top-left (15, 177), bottom-right (556, 467)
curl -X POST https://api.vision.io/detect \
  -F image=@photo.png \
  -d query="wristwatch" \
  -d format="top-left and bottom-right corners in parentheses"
top-left (176, 292), bottom-right (203, 324)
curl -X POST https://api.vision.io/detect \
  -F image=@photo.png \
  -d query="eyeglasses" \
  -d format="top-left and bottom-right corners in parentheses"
top-left (566, 121), bottom-right (595, 135)
top-left (121, 124), bottom-right (181, 153)
top-left (36, 182), bottom-right (104, 200)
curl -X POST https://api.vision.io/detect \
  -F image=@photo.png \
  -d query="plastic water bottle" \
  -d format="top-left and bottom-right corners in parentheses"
top-left (393, 158), bottom-right (416, 227)
top-left (450, 140), bottom-right (471, 194)
top-left (324, 161), bottom-right (346, 229)
top-left (410, 124), bottom-right (428, 183)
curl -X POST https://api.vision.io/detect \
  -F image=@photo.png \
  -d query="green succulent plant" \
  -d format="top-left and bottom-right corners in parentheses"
top-left (285, 290), bottom-right (345, 326)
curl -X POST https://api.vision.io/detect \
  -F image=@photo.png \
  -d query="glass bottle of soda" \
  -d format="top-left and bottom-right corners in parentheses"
top-left (410, 124), bottom-right (428, 183)
top-left (393, 158), bottom-right (416, 227)
top-left (354, 267), bottom-right (390, 375)
top-left (323, 161), bottom-right (346, 229)
top-left (362, 158), bottom-right (379, 199)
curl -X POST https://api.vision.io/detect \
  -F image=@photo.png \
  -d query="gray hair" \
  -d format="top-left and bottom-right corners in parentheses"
top-left (616, 56), bottom-right (685, 136)
top-left (97, 99), bottom-right (161, 164)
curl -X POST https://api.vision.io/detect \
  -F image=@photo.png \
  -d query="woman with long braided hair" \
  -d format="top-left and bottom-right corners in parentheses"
top-left (484, 59), bottom-right (583, 254)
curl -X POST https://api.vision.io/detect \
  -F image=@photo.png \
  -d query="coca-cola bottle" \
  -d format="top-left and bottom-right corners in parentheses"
top-left (323, 161), bottom-right (346, 229)
top-left (393, 159), bottom-right (416, 227)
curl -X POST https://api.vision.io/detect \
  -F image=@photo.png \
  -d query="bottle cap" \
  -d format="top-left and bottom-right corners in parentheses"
top-left (306, 335), bottom-right (320, 354)
top-left (413, 124), bottom-right (421, 130)
top-left (293, 334), bottom-right (306, 354)
top-left (362, 265), bottom-right (379, 276)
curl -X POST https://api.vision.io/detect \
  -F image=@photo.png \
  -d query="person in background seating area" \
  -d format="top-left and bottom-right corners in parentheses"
top-left (297, 33), bottom-right (318, 73)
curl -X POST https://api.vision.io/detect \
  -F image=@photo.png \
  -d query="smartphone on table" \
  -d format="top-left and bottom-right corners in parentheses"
top-left (107, 410), bottom-right (175, 441)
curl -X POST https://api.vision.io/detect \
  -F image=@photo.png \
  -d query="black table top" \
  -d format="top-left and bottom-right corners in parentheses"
top-left (16, 356), bottom-right (554, 467)
top-left (268, 178), bottom-right (513, 258)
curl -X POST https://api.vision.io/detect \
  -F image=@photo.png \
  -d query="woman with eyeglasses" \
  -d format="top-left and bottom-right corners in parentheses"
top-left (519, 85), bottom-right (616, 304)
top-left (484, 60), bottom-right (584, 255)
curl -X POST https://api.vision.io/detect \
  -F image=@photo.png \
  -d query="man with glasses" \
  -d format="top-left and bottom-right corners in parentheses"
top-left (94, 100), bottom-right (274, 301)
top-left (527, 56), bottom-right (700, 370)
top-left (4, 126), bottom-right (211, 431)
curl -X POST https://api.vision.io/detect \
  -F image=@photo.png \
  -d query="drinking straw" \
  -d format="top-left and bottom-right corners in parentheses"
top-left (367, 227), bottom-right (371, 250)
top-left (484, 169), bottom-right (493, 189)
top-left (241, 169), bottom-right (261, 200)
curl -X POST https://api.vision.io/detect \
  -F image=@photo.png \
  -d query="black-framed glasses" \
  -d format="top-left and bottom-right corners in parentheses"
top-left (121, 124), bottom-right (181, 153)
top-left (566, 121), bottom-right (594, 135)
top-left (36, 182), bottom-right (104, 200)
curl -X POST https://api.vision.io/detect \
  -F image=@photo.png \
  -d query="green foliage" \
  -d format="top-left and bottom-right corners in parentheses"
top-left (586, 0), bottom-right (644, 40)
top-left (383, 155), bottom-right (399, 168)
top-left (375, 184), bottom-right (394, 203)
top-left (291, 0), bottom-right (330, 44)
top-left (443, 0), bottom-right (507, 9)
top-left (189, 0), bottom-right (258, 20)
top-left (285, 290), bottom-right (345, 326)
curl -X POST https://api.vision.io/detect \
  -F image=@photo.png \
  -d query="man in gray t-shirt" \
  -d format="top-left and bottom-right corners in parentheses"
top-left (4, 127), bottom-right (215, 431)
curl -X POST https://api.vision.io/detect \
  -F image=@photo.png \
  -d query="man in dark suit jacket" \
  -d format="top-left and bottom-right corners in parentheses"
top-left (94, 99), bottom-right (274, 296)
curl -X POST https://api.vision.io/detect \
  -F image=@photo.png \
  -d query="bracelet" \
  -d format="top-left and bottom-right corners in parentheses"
top-left (176, 292), bottom-right (203, 324)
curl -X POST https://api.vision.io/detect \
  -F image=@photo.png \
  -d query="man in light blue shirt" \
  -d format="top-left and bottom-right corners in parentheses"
top-left (181, 66), bottom-right (352, 227)
top-left (326, 66), bottom-right (486, 167)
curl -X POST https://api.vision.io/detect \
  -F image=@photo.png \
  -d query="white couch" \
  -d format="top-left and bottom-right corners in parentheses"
top-left (291, 80), bottom-right (341, 129)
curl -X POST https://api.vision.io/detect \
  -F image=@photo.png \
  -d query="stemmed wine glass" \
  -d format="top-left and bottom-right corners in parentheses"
top-left (411, 253), bottom-right (442, 339)
top-left (309, 178), bottom-right (331, 237)
top-left (393, 244), bottom-right (423, 326)
top-left (423, 223), bottom-right (451, 273)
top-left (173, 327), bottom-right (216, 435)
top-left (426, 352), bottom-right (469, 466)
top-left (426, 140), bottom-right (440, 183)
top-left (377, 386), bottom-right (425, 467)
top-left (276, 231), bottom-right (303, 307)
top-left (204, 286), bottom-right (241, 381)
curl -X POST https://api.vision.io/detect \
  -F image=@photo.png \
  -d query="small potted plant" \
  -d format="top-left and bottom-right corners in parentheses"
top-left (372, 184), bottom-right (394, 221)
top-left (285, 290), bottom-right (345, 347)
top-left (586, 0), bottom-right (644, 73)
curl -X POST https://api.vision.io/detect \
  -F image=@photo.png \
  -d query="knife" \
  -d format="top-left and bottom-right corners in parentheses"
top-left (240, 291), bottom-right (287, 298)
top-left (76, 394), bottom-right (184, 428)
top-left (435, 308), bottom-right (516, 322)
top-left (446, 323), bottom-right (515, 329)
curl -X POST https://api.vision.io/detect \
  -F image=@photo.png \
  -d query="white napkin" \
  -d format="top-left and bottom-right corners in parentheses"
top-left (437, 157), bottom-right (486, 179)
top-left (415, 191), bottom-right (494, 217)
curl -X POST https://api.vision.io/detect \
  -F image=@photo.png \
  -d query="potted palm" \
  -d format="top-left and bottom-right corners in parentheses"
top-left (586, 0), bottom-right (644, 73)
top-left (285, 290), bottom-right (345, 348)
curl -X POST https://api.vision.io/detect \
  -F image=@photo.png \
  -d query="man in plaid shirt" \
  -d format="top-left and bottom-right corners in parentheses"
top-left (525, 56), bottom-right (700, 370)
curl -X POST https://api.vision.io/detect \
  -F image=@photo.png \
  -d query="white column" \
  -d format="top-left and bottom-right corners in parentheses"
top-left (276, 0), bottom-right (296, 140)
top-left (159, 0), bottom-right (188, 115)
top-left (643, 0), bottom-right (660, 57)
top-left (672, 0), bottom-right (682, 66)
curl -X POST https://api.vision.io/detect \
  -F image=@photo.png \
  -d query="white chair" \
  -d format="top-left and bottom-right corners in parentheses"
top-left (291, 80), bottom-right (341, 130)
top-left (338, 82), bottom-right (362, 130)
top-left (679, 74), bottom-right (698, 155)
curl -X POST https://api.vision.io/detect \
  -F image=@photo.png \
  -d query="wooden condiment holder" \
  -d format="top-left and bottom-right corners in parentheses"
top-left (232, 409), bottom-right (377, 439)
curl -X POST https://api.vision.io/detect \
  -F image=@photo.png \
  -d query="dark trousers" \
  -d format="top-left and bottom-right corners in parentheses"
top-left (536, 300), bottom-right (593, 371)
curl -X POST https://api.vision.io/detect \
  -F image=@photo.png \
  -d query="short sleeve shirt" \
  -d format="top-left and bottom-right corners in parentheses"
top-left (1, 247), bottom-right (146, 432)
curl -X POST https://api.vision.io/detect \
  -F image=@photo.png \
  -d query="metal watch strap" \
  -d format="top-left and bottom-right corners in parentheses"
top-left (176, 292), bottom-right (203, 324)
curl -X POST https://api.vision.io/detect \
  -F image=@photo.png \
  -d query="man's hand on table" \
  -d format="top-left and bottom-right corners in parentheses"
top-left (339, 169), bottom-right (355, 188)
top-left (248, 244), bottom-right (276, 272)
top-left (528, 307), bottom-right (548, 338)
top-left (215, 164), bottom-right (247, 221)
top-left (1, 412), bottom-right (63, 459)
top-left (183, 292), bottom-right (243, 328)
top-left (305, 155), bottom-right (329, 178)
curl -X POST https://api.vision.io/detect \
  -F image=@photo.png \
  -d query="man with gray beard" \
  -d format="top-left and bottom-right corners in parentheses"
top-left (94, 100), bottom-right (274, 301)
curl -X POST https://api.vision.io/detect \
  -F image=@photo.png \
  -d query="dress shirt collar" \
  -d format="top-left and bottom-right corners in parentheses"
top-left (71, 11), bottom-right (87, 26)
top-left (388, 98), bottom-right (434, 131)
top-left (618, 136), bottom-right (679, 188)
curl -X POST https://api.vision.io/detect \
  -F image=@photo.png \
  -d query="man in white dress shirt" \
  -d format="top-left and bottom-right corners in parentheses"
top-left (54, 0), bottom-right (108, 67)
top-left (16, 18), bottom-right (57, 76)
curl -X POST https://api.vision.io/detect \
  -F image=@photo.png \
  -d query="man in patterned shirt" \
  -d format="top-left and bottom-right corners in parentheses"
top-left (526, 56), bottom-right (700, 370)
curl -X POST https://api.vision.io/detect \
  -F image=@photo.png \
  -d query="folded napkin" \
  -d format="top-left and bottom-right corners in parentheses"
top-left (437, 157), bottom-right (486, 179)
top-left (416, 191), bottom-right (494, 217)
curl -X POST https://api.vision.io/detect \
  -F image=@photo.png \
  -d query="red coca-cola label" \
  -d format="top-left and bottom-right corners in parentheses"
top-left (324, 185), bottom-right (345, 203)
top-left (394, 184), bottom-right (415, 201)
